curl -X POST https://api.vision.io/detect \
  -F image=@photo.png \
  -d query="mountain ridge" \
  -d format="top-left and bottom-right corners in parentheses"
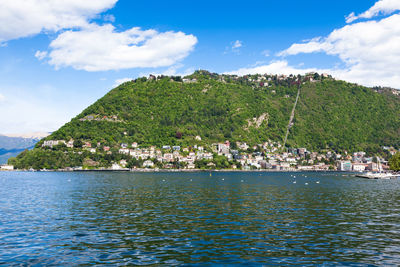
top-left (8, 71), bottom-right (400, 169)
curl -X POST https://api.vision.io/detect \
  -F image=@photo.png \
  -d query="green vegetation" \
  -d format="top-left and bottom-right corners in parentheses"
top-left (290, 80), bottom-right (400, 152)
top-left (9, 71), bottom-right (400, 169)
top-left (389, 153), bottom-right (400, 171)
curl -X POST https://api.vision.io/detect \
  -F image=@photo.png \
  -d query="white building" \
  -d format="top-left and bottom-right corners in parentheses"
top-left (218, 143), bottom-right (230, 155)
top-left (286, 157), bottom-right (297, 163)
top-left (143, 160), bottom-right (154, 168)
top-left (66, 139), bottom-right (74, 148)
top-left (111, 163), bottom-right (123, 170)
top-left (353, 164), bottom-right (366, 172)
top-left (337, 161), bottom-right (352, 171)
top-left (163, 153), bottom-right (174, 162)
top-left (119, 148), bottom-right (130, 155)
top-left (0, 165), bottom-right (13, 171)
top-left (42, 140), bottom-right (65, 148)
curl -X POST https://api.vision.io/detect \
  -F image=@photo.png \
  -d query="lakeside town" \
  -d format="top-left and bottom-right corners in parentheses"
top-left (2, 138), bottom-right (397, 172)
top-left (3, 71), bottom-right (399, 172)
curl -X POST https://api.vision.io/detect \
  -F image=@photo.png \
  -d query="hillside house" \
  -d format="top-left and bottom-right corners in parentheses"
top-left (337, 161), bottom-right (352, 171)
top-left (66, 140), bottom-right (74, 148)
top-left (119, 148), bottom-right (130, 155)
top-left (42, 140), bottom-right (66, 148)
top-left (83, 142), bottom-right (91, 148)
top-left (353, 164), bottom-right (366, 172)
top-left (143, 160), bottom-right (154, 168)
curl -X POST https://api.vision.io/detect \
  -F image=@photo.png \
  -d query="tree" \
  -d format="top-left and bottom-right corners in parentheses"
top-left (175, 131), bottom-right (182, 139)
top-left (127, 158), bottom-right (143, 168)
top-left (389, 153), bottom-right (400, 171)
top-left (74, 140), bottom-right (83, 148)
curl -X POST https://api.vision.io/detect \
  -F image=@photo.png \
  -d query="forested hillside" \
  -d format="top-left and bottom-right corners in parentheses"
top-left (9, 71), bottom-right (400, 169)
top-left (46, 71), bottom-right (399, 150)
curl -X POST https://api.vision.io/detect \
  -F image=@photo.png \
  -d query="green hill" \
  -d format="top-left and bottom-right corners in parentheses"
top-left (9, 71), bottom-right (400, 169)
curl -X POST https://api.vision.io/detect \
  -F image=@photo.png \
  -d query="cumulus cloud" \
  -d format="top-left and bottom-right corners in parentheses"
top-left (37, 24), bottom-right (197, 71)
top-left (278, 13), bottom-right (400, 87)
top-left (0, 0), bottom-right (117, 42)
top-left (0, 0), bottom-right (198, 72)
top-left (226, 3), bottom-right (398, 89)
top-left (225, 60), bottom-right (319, 76)
top-left (346, 0), bottom-right (400, 23)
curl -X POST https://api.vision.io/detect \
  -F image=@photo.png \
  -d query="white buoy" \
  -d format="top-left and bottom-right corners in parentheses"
top-left (293, 181), bottom-right (296, 184)
top-left (241, 180), bottom-right (244, 182)
top-left (222, 178), bottom-right (225, 181)
top-left (162, 179), bottom-right (166, 182)
top-left (305, 183), bottom-right (308, 185)
top-left (316, 181), bottom-right (320, 184)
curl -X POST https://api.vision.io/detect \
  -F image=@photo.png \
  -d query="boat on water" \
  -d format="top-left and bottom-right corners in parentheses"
top-left (355, 172), bottom-right (398, 179)
top-left (355, 157), bottom-right (398, 179)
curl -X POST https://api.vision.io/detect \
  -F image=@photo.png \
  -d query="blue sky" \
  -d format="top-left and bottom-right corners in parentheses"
top-left (0, 0), bottom-right (399, 134)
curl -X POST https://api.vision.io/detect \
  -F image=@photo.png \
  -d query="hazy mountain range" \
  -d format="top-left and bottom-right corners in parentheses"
top-left (0, 132), bottom-right (49, 164)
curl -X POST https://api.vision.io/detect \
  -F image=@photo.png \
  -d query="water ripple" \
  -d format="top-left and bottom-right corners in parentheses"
top-left (0, 171), bottom-right (399, 265)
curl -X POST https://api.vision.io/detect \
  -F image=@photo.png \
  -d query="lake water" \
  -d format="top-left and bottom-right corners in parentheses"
top-left (0, 171), bottom-right (399, 266)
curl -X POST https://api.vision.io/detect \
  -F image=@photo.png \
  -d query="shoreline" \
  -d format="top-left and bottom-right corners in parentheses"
top-left (3, 168), bottom-right (347, 173)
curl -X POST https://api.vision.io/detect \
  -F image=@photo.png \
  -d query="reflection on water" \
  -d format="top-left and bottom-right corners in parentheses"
top-left (0, 171), bottom-right (399, 265)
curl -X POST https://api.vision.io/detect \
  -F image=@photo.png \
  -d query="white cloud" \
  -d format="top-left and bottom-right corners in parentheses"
top-left (232, 40), bottom-right (243, 49)
top-left (138, 64), bottom-right (195, 79)
top-left (156, 64), bottom-right (195, 77)
top-left (0, 0), bottom-right (117, 42)
top-left (34, 51), bottom-right (47, 60)
top-left (276, 12), bottom-right (400, 88)
top-left (346, 0), bottom-right (400, 23)
top-left (226, 40), bottom-right (243, 54)
top-left (113, 77), bottom-right (132, 87)
top-left (0, 93), bottom-right (5, 101)
top-left (38, 24), bottom-right (197, 71)
top-left (225, 60), bottom-right (319, 76)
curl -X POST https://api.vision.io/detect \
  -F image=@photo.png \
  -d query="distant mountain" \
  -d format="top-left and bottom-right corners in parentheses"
top-left (9, 71), bottom-right (400, 169)
top-left (4, 132), bottom-right (50, 139)
top-left (0, 133), bottom-right (49, 164)
top-left (0, 147), bottom-right (35, 164)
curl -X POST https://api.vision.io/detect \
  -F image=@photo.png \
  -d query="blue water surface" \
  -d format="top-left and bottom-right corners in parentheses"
top-left (0, 171), bottom-right (399, 266)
